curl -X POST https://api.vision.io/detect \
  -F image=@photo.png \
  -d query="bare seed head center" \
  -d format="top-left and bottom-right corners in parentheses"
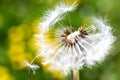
top-left (61, 27), bottom-right (88, 45)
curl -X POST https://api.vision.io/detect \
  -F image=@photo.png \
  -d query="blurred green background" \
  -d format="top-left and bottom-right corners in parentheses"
top-left (0, 0), bottom-right (120, 80)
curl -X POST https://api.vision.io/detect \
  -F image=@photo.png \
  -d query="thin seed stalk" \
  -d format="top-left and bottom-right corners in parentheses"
top-left (73, 69), bottom-right (80, 80)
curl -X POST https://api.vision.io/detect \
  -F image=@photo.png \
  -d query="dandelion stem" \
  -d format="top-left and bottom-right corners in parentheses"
top-left (73, 69), bottom-right (80, 80)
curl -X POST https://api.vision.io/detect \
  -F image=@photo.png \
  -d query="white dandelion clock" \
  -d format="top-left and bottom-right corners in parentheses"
top-left (27, 1), bottom-right (116, 80)
top-left (40, 18), bottom-right (115, 80)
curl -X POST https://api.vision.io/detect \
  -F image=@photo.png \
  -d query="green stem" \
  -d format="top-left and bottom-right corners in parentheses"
top-left (73, 69), bottom-right (79, 80)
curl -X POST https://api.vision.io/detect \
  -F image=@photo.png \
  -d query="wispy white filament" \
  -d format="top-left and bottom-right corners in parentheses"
top-left (85, 17), bottom-right (116, 66)
top-left (38, 2), bottom-right (76, 33)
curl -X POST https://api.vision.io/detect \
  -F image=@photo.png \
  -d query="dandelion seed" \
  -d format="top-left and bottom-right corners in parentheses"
top-left (24, 60), bottom-right (39, 74)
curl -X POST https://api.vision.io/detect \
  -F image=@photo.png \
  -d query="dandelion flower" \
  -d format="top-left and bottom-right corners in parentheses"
top-left (29, 2), bottom-right (115, 80)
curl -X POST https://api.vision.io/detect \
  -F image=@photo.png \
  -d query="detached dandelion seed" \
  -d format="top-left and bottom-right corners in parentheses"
top-left (26, 1), bottom-right (116, 80)
top-left (24, 60), bottom-right (39, 74)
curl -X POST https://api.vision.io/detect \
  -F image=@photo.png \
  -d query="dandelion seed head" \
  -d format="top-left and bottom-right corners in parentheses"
top-left (32, 2), bottom-right (116, 75)
top-left (38, 18), bottom-right (115, 75)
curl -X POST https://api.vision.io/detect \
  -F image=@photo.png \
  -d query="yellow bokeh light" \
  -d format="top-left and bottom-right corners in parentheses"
top-left (8, 21), bottom-right (40, 69)
top-left (44, 28), bottom-right (59, 45)
top-left (0, 67), bottom-right (14, 80)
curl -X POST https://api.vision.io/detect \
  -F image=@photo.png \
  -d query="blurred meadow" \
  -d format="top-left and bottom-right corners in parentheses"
top-left (0, 0), bottom-right (120, 80)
